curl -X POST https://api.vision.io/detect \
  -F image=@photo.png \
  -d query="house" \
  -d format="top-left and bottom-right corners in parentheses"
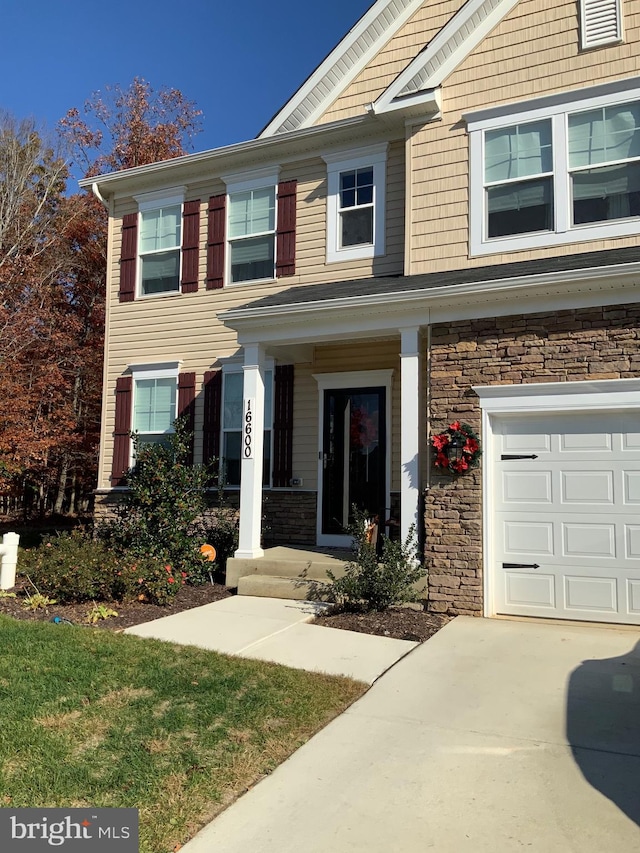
top-left (82, 0), bottom-right (640, 625)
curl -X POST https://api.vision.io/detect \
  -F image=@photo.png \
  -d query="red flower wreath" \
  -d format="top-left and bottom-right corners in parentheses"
top-left (431, 421), bottom-right (482, 475)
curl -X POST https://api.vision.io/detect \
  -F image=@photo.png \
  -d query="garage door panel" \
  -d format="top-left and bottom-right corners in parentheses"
top-left (493, 411), bottom-right (640, 625)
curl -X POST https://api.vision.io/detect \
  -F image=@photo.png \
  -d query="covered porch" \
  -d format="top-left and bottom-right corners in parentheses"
top-left (220, 280), bottom-right (430, 583)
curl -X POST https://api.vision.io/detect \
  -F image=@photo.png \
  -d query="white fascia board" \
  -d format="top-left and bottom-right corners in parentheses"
top-left (78, 115), bottom-right (375, 199)
top-left (473, 378), bottom-right (640, 413)
top-left (222, 261), bottom-right (640, 344)
top-left (374, 0), bottom-right (520, 114)
top-left (259, 0), bottom-right (425, 138)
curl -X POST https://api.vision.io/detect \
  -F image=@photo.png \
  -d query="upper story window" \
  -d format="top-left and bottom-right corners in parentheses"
top-left (133, 188), bottom-right (186, 298)
top-left (229, 187), bottom-right (276, 283)
top-left (323, 144), bottom-right (387, 264)
top-left (221, 364), bottom-right (273, 486)
top-left (467, 80), bottom-right (640, 256)
top-left (131, 364), bottom-right (179, 450)
top-left (222, 170), bottom-right (279, 285)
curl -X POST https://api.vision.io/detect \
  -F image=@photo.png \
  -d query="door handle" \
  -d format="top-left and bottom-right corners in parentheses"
top-left (502, 562), bottom-right (540, 569)
top-left (501, 454), bottom-right (539, 460)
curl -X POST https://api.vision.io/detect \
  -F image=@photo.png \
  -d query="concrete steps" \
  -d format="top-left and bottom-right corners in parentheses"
top-left (226, 546), bottom-right (351, 601)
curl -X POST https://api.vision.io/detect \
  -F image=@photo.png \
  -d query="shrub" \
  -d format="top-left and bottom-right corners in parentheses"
top-left (327, 508), bottom-right (424, 612)
top-left (195, 479), bottom-right (239, 582)
top-left (112, 555), bottom-right (185, 605)
top-left (98, 419), bottom-right (211, 581)
top-left (20, 530), bottom-right (118, 603)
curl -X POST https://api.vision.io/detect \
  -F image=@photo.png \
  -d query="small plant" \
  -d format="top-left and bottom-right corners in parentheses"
top-left (327, 508), bottom-right (424, 612)
top-left (86, 603), bottom-right (119, 624)
top-left (0, 590), bottom-right (16, 599)
top-left (22, 591), bottom-right (57, 611)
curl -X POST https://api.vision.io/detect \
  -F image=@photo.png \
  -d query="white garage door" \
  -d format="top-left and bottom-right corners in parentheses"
top-left (494, 411), bottom-right (640, 625)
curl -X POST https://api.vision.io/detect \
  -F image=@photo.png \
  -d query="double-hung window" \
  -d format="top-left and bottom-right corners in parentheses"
top-left (135, 189), bottom-right (185, 296)
top-left (323, 144), bottom-right (387, 263)
top-left (224, 171), bottom-right (278, 284)
top-left (221, 365), bottom-right (273, 486)
top-left (131, 364), bottom-right (179, 450)
top-left (467, 81), bottom-right (640, 255)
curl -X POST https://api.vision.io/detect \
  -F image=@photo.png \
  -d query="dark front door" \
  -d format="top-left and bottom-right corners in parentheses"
top-left (321, 387), bottom-right (386, 536)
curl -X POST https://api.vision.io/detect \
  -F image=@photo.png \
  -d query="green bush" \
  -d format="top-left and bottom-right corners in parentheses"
top-left (20, 530), bottom-right (118, 604)
top-left (98, 419), bottom-right (211, 581)
top-left (327, 508), bottom-right (424, 612)
top-left (112, 555), bottom-right (185, 605)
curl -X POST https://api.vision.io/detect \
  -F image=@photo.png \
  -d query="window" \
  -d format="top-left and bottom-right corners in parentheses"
top-left (228, 187), bottom-right (275, 283)
top-left (131, 365), bottom-right (179, 449)
top-left (467, 82), bottom-right (640, 255)
top-left (221, 367), bottom-right (273, 486)
top-left (134, 188), bottom-right (186, 297)
top-left (323, 144), bottom-right (387, 263)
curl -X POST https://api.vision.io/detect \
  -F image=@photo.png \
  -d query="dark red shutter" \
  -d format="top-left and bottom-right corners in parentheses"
top-left (181, 200), bottom-right (201, 293)
top-left (273, 365), bottom-right (294, 487)
top-left (203, 370), bottom-right (223, 467)
top-left (111, 376), bottom-right (132, 486)
top-left (119, 213), bottom-right (138, 302)
top-left (206, 195), bottom-right (226, 290)
top-left (276, 180), bottom-right (297, 277)
top-left (177, 372), bottom-right (196, 465)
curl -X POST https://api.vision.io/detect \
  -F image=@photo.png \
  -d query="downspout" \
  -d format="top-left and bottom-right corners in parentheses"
top-left (91, 181), bottom-right (108, 208)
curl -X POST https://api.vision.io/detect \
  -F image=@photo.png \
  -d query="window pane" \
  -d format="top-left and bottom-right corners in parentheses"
top-left (223, 432), bottom-right (241, 486)
top-left (264, 370), bottom-right (273, 427)
top-left (223, 372), bottom-right (243, 429)
top-left (229, 187), bottom-right (275, 238)
top-left (485, 120), bottom-right (552, 182)
top-left (487, 177), bottom-right (553, 237)
top-left (572, 161), bottom-right (640, 224)
top-left (230, 235), bottom-right (274, 282)
top-left (140, 206), bottom-right (181, 252)
top-left (341, 207), bottom-right (373, 247)
top-left (141, 250), bottom-right (180, 294)
top-left (134, 378), bottom-right (176, 434)
top-left (569, 103), bottom-right (640, 168)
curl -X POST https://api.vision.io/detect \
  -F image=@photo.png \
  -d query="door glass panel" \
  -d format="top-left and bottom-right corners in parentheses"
top-left (322, 387), bottom-right (385, 536)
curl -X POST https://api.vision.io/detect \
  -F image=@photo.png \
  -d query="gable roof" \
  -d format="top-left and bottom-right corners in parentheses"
top-left (261, 0), bottom-right (523, 134)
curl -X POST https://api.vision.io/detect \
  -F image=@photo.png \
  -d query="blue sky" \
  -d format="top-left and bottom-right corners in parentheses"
top-left (2, 0), bottom-right (373, 166)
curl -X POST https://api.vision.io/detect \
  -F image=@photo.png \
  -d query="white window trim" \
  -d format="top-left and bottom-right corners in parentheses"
top-left (221, 359), bottom-right (275, 488)
top-left (323, 143), bottom-right (387, 264)
top-left (129, 362), bottom-right (180, 463)
top-left (222, 170), bottom-right (280, 288)
top-left (467, 84), bottom-right (640, 256)
top-left (133, 187), bottom-right (186, 299)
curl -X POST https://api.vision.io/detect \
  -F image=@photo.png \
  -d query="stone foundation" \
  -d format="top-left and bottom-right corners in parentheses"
top-left (425, 302), bottom-right (640, 617)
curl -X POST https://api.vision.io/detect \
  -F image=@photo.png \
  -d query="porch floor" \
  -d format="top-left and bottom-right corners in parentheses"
top-left (226, 546), bottom-right (352, 600)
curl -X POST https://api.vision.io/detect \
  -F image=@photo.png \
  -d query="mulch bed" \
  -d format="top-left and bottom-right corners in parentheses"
top-left (1, 578), bottom-right (449, 642)
top-left (314, 607), bottom-right (450, 642)
top-left (0, 579), bottom-right (232, 632)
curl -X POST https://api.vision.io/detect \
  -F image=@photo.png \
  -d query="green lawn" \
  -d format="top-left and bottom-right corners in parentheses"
top-left (0, 616), bottom-right (365, 852)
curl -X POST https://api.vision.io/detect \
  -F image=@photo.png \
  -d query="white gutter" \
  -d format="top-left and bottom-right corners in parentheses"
top-left (91, 182), bottom-right (108, 208)
top-left (222, 261), bottom-right (640, 325)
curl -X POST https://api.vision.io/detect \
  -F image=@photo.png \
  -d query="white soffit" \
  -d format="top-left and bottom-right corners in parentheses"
top-left (373, 0), bottom-right (521, 115)
top-left (259, 0), bottom-right (425, 137)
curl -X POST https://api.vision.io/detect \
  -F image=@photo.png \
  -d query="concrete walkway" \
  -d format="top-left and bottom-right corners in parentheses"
top-left (181, 616), bottom-right (640, 852)
top-left (124, 595), bottom-right (417, 684)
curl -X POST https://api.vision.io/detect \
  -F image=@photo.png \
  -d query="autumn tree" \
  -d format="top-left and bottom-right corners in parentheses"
top-left (0, 80), bottom-right (202, 517)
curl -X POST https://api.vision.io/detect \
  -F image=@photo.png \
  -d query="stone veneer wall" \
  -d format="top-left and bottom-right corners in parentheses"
top-left (425, 303), bottom-right (640, 617)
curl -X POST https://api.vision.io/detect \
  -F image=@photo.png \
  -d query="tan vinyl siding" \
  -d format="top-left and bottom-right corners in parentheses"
top-left (408, 0), bottom-right (640, 273)
top-left (318, 0), bottom-right (462, 125)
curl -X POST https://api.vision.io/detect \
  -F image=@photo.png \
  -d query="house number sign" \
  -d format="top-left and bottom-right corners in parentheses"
top-left (244, 399), bottom-right (254, 459)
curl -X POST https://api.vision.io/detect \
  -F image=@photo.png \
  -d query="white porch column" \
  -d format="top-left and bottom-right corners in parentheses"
top-left (400, 327), bottom-right (421, 549)
top-left (234, 344), bottom-right (265, 559)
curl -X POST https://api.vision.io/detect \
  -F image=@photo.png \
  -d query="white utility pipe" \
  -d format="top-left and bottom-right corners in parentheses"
top-left (0, 532), bottom-right (20, 590)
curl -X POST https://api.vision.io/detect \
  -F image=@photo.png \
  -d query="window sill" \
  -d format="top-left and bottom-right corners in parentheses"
top-left (471, 217), bottom-right (640, 257)
top-left (326, 243), bottom-right (378, 264)
top-left (135, 289), bottom-right (182, 300)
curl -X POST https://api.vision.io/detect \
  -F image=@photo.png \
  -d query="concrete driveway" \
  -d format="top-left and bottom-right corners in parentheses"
top-left (183, 616), bottom-right (640, 852)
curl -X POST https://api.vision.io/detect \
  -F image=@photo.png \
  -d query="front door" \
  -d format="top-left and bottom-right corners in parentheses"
top-left (320, 387), bottom-right (386, 540)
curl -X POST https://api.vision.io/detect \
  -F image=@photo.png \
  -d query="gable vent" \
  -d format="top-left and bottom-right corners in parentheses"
top-left (580, 0), bottom-right (622, 49)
